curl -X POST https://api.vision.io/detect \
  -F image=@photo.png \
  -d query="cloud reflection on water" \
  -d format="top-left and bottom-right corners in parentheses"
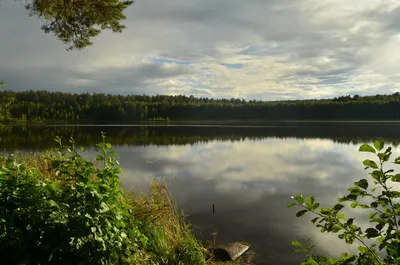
top-left (115, 138), bottom-right (400, 264)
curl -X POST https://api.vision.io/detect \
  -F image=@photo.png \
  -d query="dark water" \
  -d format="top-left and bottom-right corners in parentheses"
top-left (2, 124), bottom-right (400, 264)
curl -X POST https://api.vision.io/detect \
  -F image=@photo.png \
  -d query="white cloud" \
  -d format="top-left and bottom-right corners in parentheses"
top-left (2, 0), bottom-right (400, 99)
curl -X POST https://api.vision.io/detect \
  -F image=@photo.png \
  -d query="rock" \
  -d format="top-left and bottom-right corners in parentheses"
top-left (209, 242), bottom-right (250, 261)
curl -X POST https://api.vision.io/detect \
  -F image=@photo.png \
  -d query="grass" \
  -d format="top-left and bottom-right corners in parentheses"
top-left (125, 181), bottom-right (255, 264)
top-left (1, 150), bottom-right (254, 265)
top-left (125, 181), bottom-right (206, 265)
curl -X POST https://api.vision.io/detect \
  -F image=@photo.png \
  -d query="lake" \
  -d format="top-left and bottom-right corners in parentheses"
top-left (2, 123), bottom-right (400, 264)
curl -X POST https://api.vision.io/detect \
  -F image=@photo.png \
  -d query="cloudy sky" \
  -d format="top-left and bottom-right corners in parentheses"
top-left (1, 0), bottom-right (400, 100)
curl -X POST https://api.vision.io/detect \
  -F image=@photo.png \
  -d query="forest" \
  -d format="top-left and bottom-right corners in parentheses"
top-left (1, 90), bottom-right (400, 122)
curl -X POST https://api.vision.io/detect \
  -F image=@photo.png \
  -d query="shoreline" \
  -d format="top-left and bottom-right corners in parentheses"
top-left (7, 120), bottom-right (400, 127)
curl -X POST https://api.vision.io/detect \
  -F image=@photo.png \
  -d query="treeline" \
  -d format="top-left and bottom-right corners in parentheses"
top-left (1, 90), bottom-right (400, 122)
top-left (1, 125), bottom-right (400, 151)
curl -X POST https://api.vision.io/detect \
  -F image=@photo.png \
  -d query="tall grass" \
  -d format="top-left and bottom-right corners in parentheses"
top-left (125, 181), bottom-right (206, 265)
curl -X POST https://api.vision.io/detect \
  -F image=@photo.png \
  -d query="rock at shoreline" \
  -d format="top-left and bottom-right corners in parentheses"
top-left (209, 242), bottom-right (249, 261)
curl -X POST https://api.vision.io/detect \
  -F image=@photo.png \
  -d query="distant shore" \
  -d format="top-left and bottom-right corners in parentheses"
top-left (7, 120), bottom-right (400, 127)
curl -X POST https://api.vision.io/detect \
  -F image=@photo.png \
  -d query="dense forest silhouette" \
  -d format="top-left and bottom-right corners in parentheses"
top-left (2, 90), bottom-right (400, 122)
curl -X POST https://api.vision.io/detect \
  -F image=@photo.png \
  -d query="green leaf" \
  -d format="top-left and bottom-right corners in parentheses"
top-left (292, 195), bottom-right (304, 204)
top-left (379, 242), bottom-right (389, 251)
top-left (311, 217), bottom-right (319, 224)
top-left (365, 228), bottom-right (379, 238)
top-left (306, 196), bottom-right (314, 208)
top-left (378, 198), bottom-right (389, 206)
top-left (337, 213), bottom-right (346, 220)
top-left (392, 174), bottom-right (400, 182)
top-left (332, 225), bottom-right (342, 232)
top-left (343, 234), bottom-right (355, 244)
top-left (363, 159), bottom-right (378, 169)
top-left (374, 140), bottom-right (384, 151)
top-left (371, 170), bottom-right (383, 181)
top-left (292, 241), bottom-right (302, 247)
top-left (354, 179), bottom-right (368, 190)
top-left (96, 155), bottom-right (104, 161)
top-left (385, 147), bottom-right (392, 154)
top-left (388, 191), bottom-right (400, 198)
top-left (359, 144), bottom-right (376, 153)
top-left (368, 212), bottom-right (378, 219)
top-left (108, 150), bottom-right (119, 156)
top-left (350, 202), bottom-right (358, 208)
top-left (287, 202), bottom-right (296, 208)
top-left (370, 217), bottom-right (386, 223)
top-left (346, 218), bottom-right (354, 225)
top-left (329, 258), bottom-right (338, 264)
top-left (296, 210), bottom-right (308, 217)
top-left (333, 203), bottom-right (344, 212)
top-left (320, 208), bottom-right (331, 214)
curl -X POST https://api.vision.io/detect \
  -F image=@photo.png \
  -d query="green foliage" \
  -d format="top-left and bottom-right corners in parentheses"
top-left (0, 81), bottom-right (14, 121)
top-left (288, 140), bottom-right (400, 264)
top-left (22, 0), bottom-right (133, 50)
top-left (3, 90), bottom-right (400, 123)
top-left (0, 132), bottom-right (148, 264)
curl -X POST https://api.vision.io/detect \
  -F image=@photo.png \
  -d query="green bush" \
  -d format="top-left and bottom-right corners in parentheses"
top-left (288, 140), bottom-right (400, 264)
top-left (0, 133), bottom-right (148, 265)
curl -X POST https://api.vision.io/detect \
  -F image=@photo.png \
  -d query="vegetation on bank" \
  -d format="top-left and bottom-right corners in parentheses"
top-left (2, 89), bottom-right (400, 123)
top-left (0, 132), bottom-right (253, 265)
top-left (289, 140), bottom-right (400, 264)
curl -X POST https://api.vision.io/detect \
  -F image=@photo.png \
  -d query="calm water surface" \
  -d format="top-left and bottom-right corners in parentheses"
top-left (2, 124), bottom-right (400, 265)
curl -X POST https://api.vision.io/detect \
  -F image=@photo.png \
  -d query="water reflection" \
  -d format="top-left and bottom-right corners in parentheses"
top-left (3, 125), bottom-right (400, 264)
top-left (115, 139), bottom-right (400, 265)
top-left (2, 124), bottom-right (400, 151)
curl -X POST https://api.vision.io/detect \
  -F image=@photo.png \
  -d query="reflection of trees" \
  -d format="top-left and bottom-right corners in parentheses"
top-left (1, 125), bottom-right (400, 151)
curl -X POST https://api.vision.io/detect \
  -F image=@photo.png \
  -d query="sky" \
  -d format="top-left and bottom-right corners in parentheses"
top-left (1, 0), bottom-right (400, 100)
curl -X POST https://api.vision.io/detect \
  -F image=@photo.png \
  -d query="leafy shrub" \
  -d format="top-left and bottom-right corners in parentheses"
top-left (288, 140), bottom-right (400, 264)
top-left (0, 133), bottom-right (148, 265)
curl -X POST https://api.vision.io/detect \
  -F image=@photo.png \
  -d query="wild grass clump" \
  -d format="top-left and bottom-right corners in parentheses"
top-left (125, 182), bottom-right (255, 265)
top-left (125, 181), bottom-right (207, 265)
